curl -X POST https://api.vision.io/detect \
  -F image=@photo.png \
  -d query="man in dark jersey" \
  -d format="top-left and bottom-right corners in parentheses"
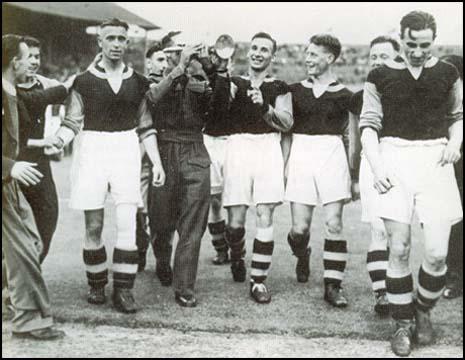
top-left (360, 11), bottom-right (463, 357)
top-left (138, 41), bottom-right (231, 307)
top-left (349, 36), bottom-right (400, 315)
top-left (49, 19), bottom-right (154, 314)
top-left (285, 34), bottom-right (354, 308)
top-left (222, 32), bottom-right (293, 304)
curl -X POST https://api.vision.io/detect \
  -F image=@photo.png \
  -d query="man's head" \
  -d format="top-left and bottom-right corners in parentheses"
top-left (24, 36), bottom-right (41, 76)
top-left (2, 34), bottom-right (30, 84)
top-left (399, 11), bottom-right (436, 68)
top-left (146, 43), bottom-right (168, 76)
top-left (305, 34), bottom-right (341, 77)
top-left (98, 18), bottom-right (129, 63)
top-left (247, 32), bottom-right (277, 72)
top-left (369, 36), bottom-right (400, 68)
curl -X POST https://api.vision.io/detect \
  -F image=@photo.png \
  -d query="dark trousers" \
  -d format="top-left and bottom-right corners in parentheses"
top-left (19, 158), bottom-right (58, 263)
top-left (447, 158), bottom-right (463, 276)
top-left (148, 140), bottom-right (211, 297)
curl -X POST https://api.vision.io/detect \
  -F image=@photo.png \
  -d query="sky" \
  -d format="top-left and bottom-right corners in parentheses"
top-left (117, 2), bottom-right (463, 45)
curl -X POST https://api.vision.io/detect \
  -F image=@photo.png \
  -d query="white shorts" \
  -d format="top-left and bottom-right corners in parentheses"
top-left (285, 135), bottom-right (351, 206)
top-left (375, 137), bottom-right (463, 225)
top-left (204, 134), bottom-right (228, 195)
top-left (359, 153), bottom-right (381, 223)
top-left (70, 130), bottom-right (142, 210)
top-left (223, 133), bottom-right (284, 207)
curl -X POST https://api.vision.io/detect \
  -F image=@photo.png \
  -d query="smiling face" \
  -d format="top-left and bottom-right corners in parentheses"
top-left (305, 43), bottom-right (333, 77)
top-left (401, 28), bottom-right (435, 68)
top-left (369, 42), bottom-right (397, 69)
top-left (247, 37), bottom-right (275, 72)
top-left (98, 25), bottom-right (129, 62)
top-left (26, 46), bottom-right (41, 76)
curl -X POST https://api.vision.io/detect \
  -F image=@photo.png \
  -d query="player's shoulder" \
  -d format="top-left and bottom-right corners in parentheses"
top-left (264, 77), bottom-right (289, 95)
top-left (435, 59), bottom-right (460, 83)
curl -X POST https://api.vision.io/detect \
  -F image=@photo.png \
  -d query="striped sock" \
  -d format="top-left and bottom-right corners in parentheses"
top-left (113, 248), bottom-right (139, 289)
top-left (83, 246), bottom-right (108, 289)
top-left (323, 239), bottom-right (348, 286)
top-left (386, 268), bottom-right (414, 320)
top-left (251, 227), bottom-right (274, 284)
top-left (416, 262), bottom-right (447, 312)
top-left (208, 220), bottom-right (228, 253)
top-left (367, 250), bottom-right (388, 293)
top-left (288, 231), bottom-right (310, 257)
top-left (225, 227), bottom-right (246, 261)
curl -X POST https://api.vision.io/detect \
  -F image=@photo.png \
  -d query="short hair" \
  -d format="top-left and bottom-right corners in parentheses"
top-left (251, 32), bottom-right (277, 54)
top-left (24, 36), bottom-right (41, 49)
top-left (370, 36), bottom-right (400, 52)
top-left (146, 42), bottom-right (164, 59)
top-left (310, 34), bottom-right (342, 61)
top-left (441, 54), bottom-right (463, 80)
top-left (2, 34), bottom-right (25, 70)
top-left (400, 11), bottom-right (437, 39)
top-left (100, 18), bottom-right (129, 31)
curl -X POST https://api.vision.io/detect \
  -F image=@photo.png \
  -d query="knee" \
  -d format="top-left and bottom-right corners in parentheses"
top-left (256, 206), bottom-right (274, 227)
top-left (389, 242), bottom-right (411, 264)
top-left (292, 222), bottom-right (311, 237)
top-left (86, 221), bottom-right (103, 242)
top-left (210, 196), bottom-right (223, 216)
top-left (325, 216), bottom-right (343, 237)
top-left (424, 249), bottom-right (447, 272)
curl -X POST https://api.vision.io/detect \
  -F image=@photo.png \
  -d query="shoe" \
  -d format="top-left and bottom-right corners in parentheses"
top-left (87, 287), bottom-right (106, 305)
top-left (324, 284), bottom-right (348, 308)
top-left (250, 282), bottom-right (272, 304)
top-left (391, 320), bottom-right (414, 357)
top-left (443, 272), bottom-right (462, 299)
top-left (112, 288), bottom-right (138, 314)
top-left (212, 250), bottom-right (229, 265)
top-left (231, 259), bottom-right (246, 282)
top-left (374, 291), bottom-right (390, 316)
top-left (175, 293), bottom-right (197, 308)
top-left (13, 327), bottom-right (66, 341)
top-left (156, 264), bottom-right (173, 287)
top-left (296, 248), bottom-right (311, 283)
top-left (137, 251), bottom-right (147, 273)
top-left (443, 287), bottom-right (462, 299)
top-left (414, 307), bottom-right (434, 345)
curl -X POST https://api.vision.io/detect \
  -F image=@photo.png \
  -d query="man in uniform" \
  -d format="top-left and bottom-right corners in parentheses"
top-left (360, 11), bottom-right (463, 356)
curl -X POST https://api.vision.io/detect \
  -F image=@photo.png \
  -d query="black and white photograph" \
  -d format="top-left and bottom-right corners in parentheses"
top-left (1, 1), bottom-right (463, 357)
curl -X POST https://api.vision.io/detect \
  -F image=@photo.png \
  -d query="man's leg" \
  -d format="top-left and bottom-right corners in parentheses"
top-left (83, 209), bottom-right (107, 305)
top-left (208, 193), bottom-right (229, 265)
top-left (414, 222), bottom-right (451, 345)
top-left (322, 201), bottom-right (349, 308)
top-left (2, 182), bottom-right (63, 339)
top-left (112, 203), bottom-right (139, 313)
top-left (384, 219), bottom-right (415, 357)
top-left (249, 203), bottom-right (278, 304)
top-left (226, 205), bottom-right (248, 282)
top-left (366, 218), bottom-right (389, 315)
top-left (288, 202), bottom-right (314, 283)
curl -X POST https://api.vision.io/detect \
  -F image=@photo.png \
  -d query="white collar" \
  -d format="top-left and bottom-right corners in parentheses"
top-left (2, 77), bottom-right (17, 96)
top-left (89, 62), bottom-right (134, 80)
top-left (300, 79), bottom-right (345, 93)
top-left (385, 56), bottom-right (439, 70)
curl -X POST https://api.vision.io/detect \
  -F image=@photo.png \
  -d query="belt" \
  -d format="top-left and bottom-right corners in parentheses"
top-left (157, 129), bottom-right (204, 143)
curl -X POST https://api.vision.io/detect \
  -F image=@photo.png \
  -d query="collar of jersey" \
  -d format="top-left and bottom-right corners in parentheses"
top-left (384, 56), bottom-right (439, 70)
top-left (300, 78), bottom-right (345, 92)
top-left (240, 74), bottom-right (276, 82)
top-left (89, 62), bottom-right (134, 80)
top-left (17, 76), bottom-right (41, 90)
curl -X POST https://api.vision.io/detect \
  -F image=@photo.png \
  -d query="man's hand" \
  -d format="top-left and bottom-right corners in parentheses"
top-left (372, 166), bottom-right (394, 195)
top-left (152, 164), bottom-right (166, 187)
top-left (247, 87), bottom-right (264, 106)
top-left (63, 74), bottom-right (77, 91)
top-left (10, 162), bottom-right (43, 186)
top-left (438, 143), bottom-right (462, 166)
top-left (43, 135), bottom-right (64, 149)
top-left (180, 45), bottom-right (200, 68)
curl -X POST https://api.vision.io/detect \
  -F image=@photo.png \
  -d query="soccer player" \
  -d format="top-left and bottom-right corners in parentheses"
top-left (138, 42), bottom-right (231, 307)
top-left (223, 32), bottom-right (293, 304)
top-left (360, 11), bottom-right (463, 356)
top-left (2, 34), bottom-right (68, 340)
top-left (349, 36), bottom-right (401, 315)
top-left (285, 34), bottom-right (354, 308)
top-left (136, 42), bottom-right (169, 273)
top-left (16, 36), bottom-right (67, 263)
top-left (440, 54), bottom-right (463, 299)
top-left (49, 19), bottom-right (153, 313)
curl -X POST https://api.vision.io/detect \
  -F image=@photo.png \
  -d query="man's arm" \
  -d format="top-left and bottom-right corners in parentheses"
top-left (348, 112), bottom-right (362, 180)
top-left (18, 85), bottom-right (68, 117)
top-left (439, 78), bottom-right (463, 166)
top-left (359, 80), bottom-right (393, 194)
top-left (262, 92), bottom-right (294, 132)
